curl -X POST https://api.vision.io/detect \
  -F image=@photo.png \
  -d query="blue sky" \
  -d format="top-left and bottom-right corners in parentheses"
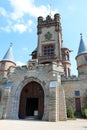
top-left (0, 0), bottom-right (87, 76)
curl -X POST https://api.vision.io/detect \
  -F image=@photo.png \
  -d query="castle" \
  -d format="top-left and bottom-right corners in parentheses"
top-left (0, 13), bottom-right (87, 121)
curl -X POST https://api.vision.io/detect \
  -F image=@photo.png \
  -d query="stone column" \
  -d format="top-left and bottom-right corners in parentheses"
top-left (2, 88), bottom-right (11, 119)
top-left (48, 80), bottom-right (58, 121)
top-left (59, 87), bottom-right (67, 121)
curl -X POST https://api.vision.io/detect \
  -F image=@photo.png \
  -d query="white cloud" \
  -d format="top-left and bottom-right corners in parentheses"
top-left (16, 61), bottom-right (25, 66)
top-left (27, 20), bottom-right (34, 32)
top-left (0, 7), bottom-right (8, 17)
top-left (0, 26), bottom-right (11, 33)
top-left (9, 0), bottom-right (33, 13)
top-left (12, 19), bottom-right (34, 33)
top-left (0, 20), bottom-right (34, 33)
top-left (12, 24), bottom-right (27, 33)
top-left (9, 0), bottom-right (56, 18)
top-left (0, 0), bottom-right (57, 33)
top-left (28, 20), bottom-right (33, 26)
top-left (22, 48), bottom-right (28, 51)
top-left (10, 12), bottom-right (23, 21)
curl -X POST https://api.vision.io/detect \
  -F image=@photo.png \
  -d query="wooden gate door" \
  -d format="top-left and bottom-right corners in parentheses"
top-left (19, 81), bottom-right (44, 120)
top-left (75, 98), bottom-right (81, 112)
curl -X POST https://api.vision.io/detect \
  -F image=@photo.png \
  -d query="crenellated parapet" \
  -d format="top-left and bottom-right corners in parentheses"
top-left (61, 75), bottom-right (79, 82)
top-left (37, 13), bottom-right (62, 34)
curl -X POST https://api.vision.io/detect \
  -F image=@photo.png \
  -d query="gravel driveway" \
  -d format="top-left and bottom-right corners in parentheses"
top-left (0, 119), bottom-right (87, 130)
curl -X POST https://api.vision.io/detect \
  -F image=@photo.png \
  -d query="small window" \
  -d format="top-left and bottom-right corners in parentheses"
top-left (42, 44), bottom-right (54, 56)
top-left (84, 56), bottom-right (87, 62)
top-left (75, 91), bottom-right (80, 97)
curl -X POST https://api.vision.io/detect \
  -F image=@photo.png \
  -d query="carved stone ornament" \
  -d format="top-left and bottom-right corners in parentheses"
top-left (28, 63), bottom-right (33, 70)
top-left (44, 31), bottom-right (52, 41)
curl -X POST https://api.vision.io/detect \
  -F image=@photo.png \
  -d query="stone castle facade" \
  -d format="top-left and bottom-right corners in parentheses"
top-left (0, 13), bottom-right (87, 121)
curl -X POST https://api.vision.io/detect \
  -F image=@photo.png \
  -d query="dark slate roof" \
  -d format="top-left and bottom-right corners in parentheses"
top-left (77, 34), bottom-right (87, 55)
top-left (32, 47), bottom-right (37, 52)
top-left (2, 43), bottom-right (14, 62)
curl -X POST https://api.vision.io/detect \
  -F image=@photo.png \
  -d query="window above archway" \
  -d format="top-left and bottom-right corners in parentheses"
top-left (42, 44), bottom-right (55, 56)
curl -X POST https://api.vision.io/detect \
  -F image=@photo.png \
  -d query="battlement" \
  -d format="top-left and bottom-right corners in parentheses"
top-left (37, 13), bottom-right (62, 34)
top-left (61, 75), bottom-right (79, 82)
top-left (8, 65), bottom-right (28, 75)
top-left (38, 13), bottom-right (60, 24)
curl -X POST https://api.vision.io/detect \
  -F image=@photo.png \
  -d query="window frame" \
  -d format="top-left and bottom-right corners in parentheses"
top-left (42, 44), bottom-right (55, 56)
top-left (74, 90), bottom-right (80, 97)
top-left (84, 56), bottom-right (87, 62)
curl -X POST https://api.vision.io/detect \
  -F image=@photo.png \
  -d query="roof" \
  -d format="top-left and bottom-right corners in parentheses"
top-left (2, 43), bottom-right (15, 62)
top-left (77, 34), bottom-right (87, 55)
top-left (61, 47), bottom-right (73, 52)
top-left (32, 47), bottom-right (37, 52)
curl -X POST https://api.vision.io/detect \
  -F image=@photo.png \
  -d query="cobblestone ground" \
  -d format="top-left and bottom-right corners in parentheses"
top-left (0, 119), bottom-right (87, 130)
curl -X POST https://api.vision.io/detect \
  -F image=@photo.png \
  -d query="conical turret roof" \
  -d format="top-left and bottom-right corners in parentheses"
top-left (77, 34), bottom-right (87, 55)
top-left (2, 43), bottom-right (14, 63)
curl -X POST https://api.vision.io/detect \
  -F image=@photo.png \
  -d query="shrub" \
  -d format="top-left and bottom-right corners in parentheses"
top-left (67, 106), bottom-right (75, 118)
top-left (82, 108), bottom-right (87, 118)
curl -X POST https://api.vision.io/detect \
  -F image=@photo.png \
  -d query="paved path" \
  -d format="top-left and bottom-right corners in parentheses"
top-left (0, 119), bottom-right (87, 130)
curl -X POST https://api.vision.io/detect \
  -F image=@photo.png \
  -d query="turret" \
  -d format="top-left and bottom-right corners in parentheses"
top-left (0, 43), bottom-right (16, 77)
top-left (31, 47), bottom-right (37, 59)
top-left (76, 34), bottom-right (87, 75)
top-left (61, 47), bottom-right (72, 77)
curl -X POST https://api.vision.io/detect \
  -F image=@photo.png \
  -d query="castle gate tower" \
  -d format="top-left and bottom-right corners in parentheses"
top-left (37, 13), bottom-right (63, 64)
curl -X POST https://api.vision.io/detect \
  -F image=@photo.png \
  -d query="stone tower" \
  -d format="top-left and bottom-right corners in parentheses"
top-left (32, 13), bottom-right (71, 78)
top-left (30, 13), bottom-right (67, 121)
top-left (37, 13), bottom-right (62, 64)
top-left (61, 47), bottom-right (71, 77)
top-left (76, 34), bottom-right (87, 75)
top-left (0, 43), bottom-right (16, 119)
top-left (0, 43), bottom-right (16, 78)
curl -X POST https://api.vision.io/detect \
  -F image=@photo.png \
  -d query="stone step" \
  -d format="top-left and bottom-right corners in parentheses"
top-left (25, 116), bottom-right (38, 120)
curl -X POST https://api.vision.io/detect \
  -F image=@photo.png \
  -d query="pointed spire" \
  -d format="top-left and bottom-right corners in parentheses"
top-left (77, 33), bottom-right (87, 55)
top-left (2, 43), bottom-right (14, 62)
top-left (10, 42), bottom-right (12, 47)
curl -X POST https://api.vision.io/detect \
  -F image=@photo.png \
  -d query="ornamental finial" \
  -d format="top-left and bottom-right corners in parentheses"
top-left (10, 42), bottom-right (13, 47)
top-left (80, 33), bottom-right (82, 39)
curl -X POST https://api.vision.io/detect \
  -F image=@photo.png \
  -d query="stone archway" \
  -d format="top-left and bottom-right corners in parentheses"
top-left (19, 81), bottom-right (44, 120)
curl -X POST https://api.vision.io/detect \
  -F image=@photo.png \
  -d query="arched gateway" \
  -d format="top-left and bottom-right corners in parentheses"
top-left (19, 81), bottom-right (44, 120)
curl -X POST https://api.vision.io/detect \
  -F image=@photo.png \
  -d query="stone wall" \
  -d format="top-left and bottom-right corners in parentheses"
top-left (59, 87), bottom-right (67, 120)
top-left (62, 76), bottom-right (87, 113)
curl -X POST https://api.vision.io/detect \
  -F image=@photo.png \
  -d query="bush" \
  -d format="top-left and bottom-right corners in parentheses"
top-left (67, 106), bottom-right (75, 118)
top-left (82, 108), bottom-right (87, 118)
